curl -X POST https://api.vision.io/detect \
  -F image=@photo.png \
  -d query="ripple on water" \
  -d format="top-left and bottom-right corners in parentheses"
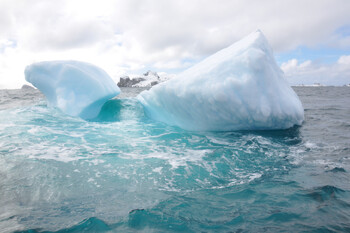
top-left (1, 87), bottom-right (350, 232)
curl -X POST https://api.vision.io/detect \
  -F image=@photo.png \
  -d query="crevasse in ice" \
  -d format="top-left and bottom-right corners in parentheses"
top-left (137, 30), bottom-right (304, 131)
top-left (25, 60), bottom-right (120, 119)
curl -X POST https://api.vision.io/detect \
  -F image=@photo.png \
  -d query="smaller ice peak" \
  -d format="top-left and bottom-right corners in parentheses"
top-left (138, 30), bottom-right (304, 131)
top-left (118, 71), bottom-right (173, 87)
top-left (25, 60), bottom-right (120, 119)
top-left (143, 70), bottom-right (160, 79)
top-left (21, 84), bottom-right (35, 90)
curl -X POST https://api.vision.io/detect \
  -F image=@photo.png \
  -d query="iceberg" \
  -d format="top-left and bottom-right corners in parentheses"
top-left (25, 61), bottom-right (120, 119)
top-left (137, 30), bottom-right (304, 131)
top-left (117, 71), bottom-right (173, 88)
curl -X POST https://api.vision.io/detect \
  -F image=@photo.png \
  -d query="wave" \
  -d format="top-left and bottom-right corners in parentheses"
top-left (15, 217), bottom-right (111, 233)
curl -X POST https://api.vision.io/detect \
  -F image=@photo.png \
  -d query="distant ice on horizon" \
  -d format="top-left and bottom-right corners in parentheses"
top-left (137, 30), bottom-right (304, 131)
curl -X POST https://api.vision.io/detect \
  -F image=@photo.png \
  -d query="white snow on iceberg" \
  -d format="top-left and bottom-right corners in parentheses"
top-left (138, 30), bottom-right (304, 131)
top-left (25, 61), bottom-right (120, 119)
top-left (118, 71), bottom-right (173, 88)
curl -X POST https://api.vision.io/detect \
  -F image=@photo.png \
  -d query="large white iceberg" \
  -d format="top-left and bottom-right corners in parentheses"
top-left (138, 30), bottom-right (304, 131)
top-left (25, 61), bottom-right (120, 119)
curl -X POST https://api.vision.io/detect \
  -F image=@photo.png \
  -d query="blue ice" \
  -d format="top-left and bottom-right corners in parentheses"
top-left (137, 30), bottom-right (304, 131)
top-left (25, 60), bottom-right (120, 119)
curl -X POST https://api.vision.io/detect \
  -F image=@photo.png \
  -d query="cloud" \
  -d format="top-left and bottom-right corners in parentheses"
top-left (0, 0), bottom-right (114, 51)
top-left (281, 55), bottom-right (350, 85)
top-left (109, 0), bottom-right (350, 54)
top-left (1, 0), bottom-right (350, 88)
top-left (338, 54), bottom-right (350, 64)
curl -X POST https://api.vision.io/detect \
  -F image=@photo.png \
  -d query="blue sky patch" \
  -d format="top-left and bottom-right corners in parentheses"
top-left (275, 45), bottom-right (350, 65)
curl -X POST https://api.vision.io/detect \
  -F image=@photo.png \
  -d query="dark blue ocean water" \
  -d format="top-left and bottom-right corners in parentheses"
top-left (0, 86), bottom-right (350, 232)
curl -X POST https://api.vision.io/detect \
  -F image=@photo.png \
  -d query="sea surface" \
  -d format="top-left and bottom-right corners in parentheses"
top-left (0, 86), bottom-right (350, 232)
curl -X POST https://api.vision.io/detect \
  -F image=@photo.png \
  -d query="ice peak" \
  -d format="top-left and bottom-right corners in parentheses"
top-left (138, 31), bottom-right (304, 131)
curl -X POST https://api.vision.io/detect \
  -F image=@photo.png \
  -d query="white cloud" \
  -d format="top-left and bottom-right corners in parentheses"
top-left (0, 0), bottom-right (114, 51)
top-left (281, 56), bottom-right (350, 86)
top-left (108, 0), bottom-right (350, 53)
top-left (0, 0), bottom-right (350, 88)
top-left (338, 55), bottom-right (350, 64)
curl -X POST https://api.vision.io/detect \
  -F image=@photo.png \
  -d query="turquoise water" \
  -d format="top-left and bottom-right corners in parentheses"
top-left (0, 87), bottom-right (350, 232)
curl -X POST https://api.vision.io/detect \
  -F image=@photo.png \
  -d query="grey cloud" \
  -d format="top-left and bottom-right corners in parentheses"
top-left (111, 0), bottom-right (350, 58)
top-left (3, 0), bottom-right (350, 56)
top-left (28, 20), bottom-right (113, 50)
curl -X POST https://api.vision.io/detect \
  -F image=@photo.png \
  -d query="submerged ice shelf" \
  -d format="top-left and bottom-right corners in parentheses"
top-left (25, 61), bottom-right (120, 119)
top-left (138, 30), bottom-right (304, 131)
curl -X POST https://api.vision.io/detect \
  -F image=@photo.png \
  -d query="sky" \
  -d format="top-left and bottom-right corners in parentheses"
top-left (0, 0), bottom-right (350, 88)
